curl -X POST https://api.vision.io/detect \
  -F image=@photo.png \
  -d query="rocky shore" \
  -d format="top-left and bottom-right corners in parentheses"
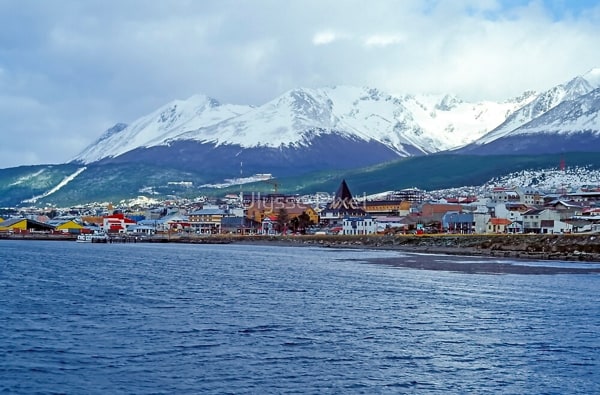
top-left (231, 233), bottom-right (600, 262)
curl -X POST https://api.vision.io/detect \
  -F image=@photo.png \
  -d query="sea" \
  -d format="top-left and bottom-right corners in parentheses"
top-left (1, 240), bottom-right (599, 394)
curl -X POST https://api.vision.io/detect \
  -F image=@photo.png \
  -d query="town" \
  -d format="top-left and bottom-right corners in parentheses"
top-left (1, 177), bottom-right (600, 241)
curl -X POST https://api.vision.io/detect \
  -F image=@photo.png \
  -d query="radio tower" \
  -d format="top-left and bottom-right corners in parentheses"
top-left (559, 156), bottom-right (566, 171)
top-left (239, 161), bottom-right (243, 203)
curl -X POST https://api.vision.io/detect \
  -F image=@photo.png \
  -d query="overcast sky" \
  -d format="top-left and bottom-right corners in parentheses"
top-left (1, 0), bottom-right (600, 169)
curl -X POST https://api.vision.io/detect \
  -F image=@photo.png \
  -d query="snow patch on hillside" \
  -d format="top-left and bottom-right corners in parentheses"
top-left (22, 167), bottom-right (87, 204)
top-left (199, 173), bottom-right (274, 189)
top-left (8, 169), bottom-right (46, 186)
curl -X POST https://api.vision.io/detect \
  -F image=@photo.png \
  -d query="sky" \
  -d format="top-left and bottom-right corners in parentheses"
top-left (1, 0), bottom-right (600, 169)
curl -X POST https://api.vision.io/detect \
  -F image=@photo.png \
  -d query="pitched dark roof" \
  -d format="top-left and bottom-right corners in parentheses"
top-left (325, 180), bottom-right (366, 216)
top-left (335, 179), bottom-right (354, 201)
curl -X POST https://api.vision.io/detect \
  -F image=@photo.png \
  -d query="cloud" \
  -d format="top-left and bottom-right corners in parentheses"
top-left (363, 34), bottom-right (405, 48)
top-left (313, 31), bottom-right (339, 45)
top-left (0, 0), bottom-right (599, 169)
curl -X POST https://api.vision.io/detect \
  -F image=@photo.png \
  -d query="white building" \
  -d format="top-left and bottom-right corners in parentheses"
top-left (342, 216), bottom-right (376, 235)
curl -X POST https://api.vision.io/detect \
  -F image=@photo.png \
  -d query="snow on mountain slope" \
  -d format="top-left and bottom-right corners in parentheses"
top-left (146, 85), bottom-right (527, 155)
top-left (172, 86), bottom-right (439, 156)
top-left (72, 95), bottom-right (252, 163)
top-left (506, 87), bottom-right (600, 135)
top-left (399, 92), bottom-right (536, 148)
top-left (73, 69), bottom-right (600, 165)
top-left (475, 68), bottom-right (600, 145)
top-left (75, 85), bottom-right (529, 164)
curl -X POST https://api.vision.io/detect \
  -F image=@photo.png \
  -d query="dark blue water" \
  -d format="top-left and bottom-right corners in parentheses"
top-left (1, 240), bottom-right (599, 394)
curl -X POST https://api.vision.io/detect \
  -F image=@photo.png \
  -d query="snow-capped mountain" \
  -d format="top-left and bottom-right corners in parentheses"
top-left (72, 94), bottom-right (253, 163)
top-left (70, 68), bottom-right (600, 180)
top-left (72, 86), bottom-right (529, 166)
top-left (399, 91), bottom-right (536, 148)
top-left (458, 68), bottom-right (600, 152)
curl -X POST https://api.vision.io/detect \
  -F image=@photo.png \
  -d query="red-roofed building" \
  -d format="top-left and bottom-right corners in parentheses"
top-left (102, 213), bottom-right (137, 234)
top-left (486, 218), bottom-right (512, 233)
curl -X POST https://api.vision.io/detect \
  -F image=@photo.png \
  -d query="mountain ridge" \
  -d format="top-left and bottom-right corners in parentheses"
top-left (71, 84), bottom-right (535, 165)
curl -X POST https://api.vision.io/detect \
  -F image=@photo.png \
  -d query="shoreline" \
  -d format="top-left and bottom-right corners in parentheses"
top-left (232, 233), bottom-right (600, 263)
top-left (3, 232), bottom-right (600, 263)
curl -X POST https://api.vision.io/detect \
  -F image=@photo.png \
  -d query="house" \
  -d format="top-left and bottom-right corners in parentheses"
top-left (342, 216), bottom-right (376, 235)
top-left (487, 218), bottom-right (512, 233)
top-left (547, 200), bottom-right (585, 219)
top-left (493, 202), bottom-right (530, 222)
top-left (522, 208), bottom-right (544, 233)
top-left (514, 187), bottom-right (544, 205)
top-left (506, 220), bottom-right (524, 234)
top-left (489, 187), bottom-right (520, 203)
top-left (522, 208), bottom-right (569, 234)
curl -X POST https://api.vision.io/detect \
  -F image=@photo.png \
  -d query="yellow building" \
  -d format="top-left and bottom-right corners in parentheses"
top-left (49, 219), bottom-right (84, 233)
top-left (364, 200), bottom-right (412, 216)
top-left (0, 218), bottom-right (54, 233)
top-left (0, 218), bottom-right (27, 232)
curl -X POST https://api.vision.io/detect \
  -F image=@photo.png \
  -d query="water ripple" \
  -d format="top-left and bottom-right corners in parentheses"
top-left (1, 241), bottom-right (599, 394)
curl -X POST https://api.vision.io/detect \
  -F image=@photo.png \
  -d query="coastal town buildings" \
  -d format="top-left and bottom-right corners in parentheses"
top-left (1, 179), bottom-right (600, 238)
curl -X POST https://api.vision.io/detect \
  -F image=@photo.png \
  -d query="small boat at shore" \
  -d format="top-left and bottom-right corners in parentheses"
top-left (76, 233), bottom-right (109, 243)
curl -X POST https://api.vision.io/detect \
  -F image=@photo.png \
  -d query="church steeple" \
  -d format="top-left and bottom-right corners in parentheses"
top-left (334, 179), bottom-right (354, 203)
top-left (326, 179), bottom-right (365, 214)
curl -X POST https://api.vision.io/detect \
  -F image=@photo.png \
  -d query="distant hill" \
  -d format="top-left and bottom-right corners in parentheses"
top-left (3, 152), bottom-right (600, 208)
top-left (3, 68), bottom-right (600, 207)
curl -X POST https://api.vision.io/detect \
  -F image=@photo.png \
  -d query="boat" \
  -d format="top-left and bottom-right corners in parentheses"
top-left (76, 232), bottom-right (109, 243)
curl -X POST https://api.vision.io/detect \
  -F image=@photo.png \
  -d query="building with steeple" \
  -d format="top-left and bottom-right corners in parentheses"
top-left (320, 179), bottom-right (367, 227)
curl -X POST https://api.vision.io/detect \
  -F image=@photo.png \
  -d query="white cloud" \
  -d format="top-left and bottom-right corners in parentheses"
top-left (0, 0), bottom-right (599, 168)
top-left (312, 31), bottom-right (340, 45)
top-left (363, 34), bottom-right (405, 47)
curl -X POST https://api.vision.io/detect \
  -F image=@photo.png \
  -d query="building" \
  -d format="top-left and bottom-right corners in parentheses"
top-left (320, 180), bottom-right (367, 226)
top-left (0, 218), bottom-right (55, 233)
top-left (363, 200), bottom-right (411, 216)
top-left (102, 213), bottom-right (137, 234)
top-left (342, 216), bottom-right (376, 235)
top-left (487, 218), bottom-right (512, 233)
top-left (442, 211), bottom-right (474, 233)
top-left (46, 219), bottom-right (84, 234)
top-left (522, 208), bottom-right (568, 234)
top-left (246, 199), bottom-right (318, 226)
top-left (221, 216), bottom-right (261, 234)
top-left (188, 207), bottom-right (232, 234)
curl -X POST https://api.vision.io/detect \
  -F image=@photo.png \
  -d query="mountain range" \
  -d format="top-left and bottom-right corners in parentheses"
top-left (1, 68), bottom-right (600, 207)
top-left (69, 68), bottom-right (600, 179)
